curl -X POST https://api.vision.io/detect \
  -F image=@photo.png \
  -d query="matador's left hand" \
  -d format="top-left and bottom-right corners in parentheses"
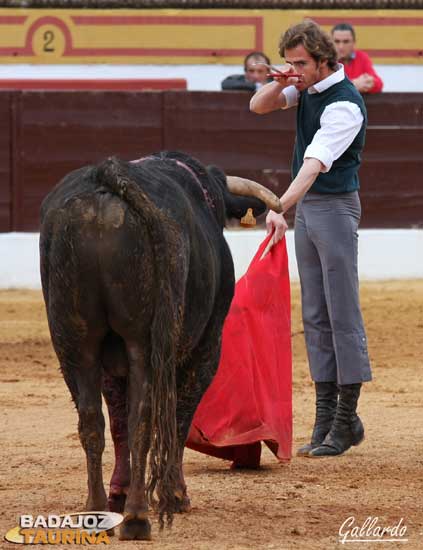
top-left (266, 210), bottom-right (288, 243)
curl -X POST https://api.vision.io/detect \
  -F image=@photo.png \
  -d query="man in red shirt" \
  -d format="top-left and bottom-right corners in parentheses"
top-left (332, 23), bottom-right (383, 94)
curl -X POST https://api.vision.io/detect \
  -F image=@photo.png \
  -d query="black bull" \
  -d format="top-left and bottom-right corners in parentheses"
top-left (39, 151), bottom-right (282, 540)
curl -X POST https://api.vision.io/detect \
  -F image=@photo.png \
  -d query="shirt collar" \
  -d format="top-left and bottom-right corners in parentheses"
top-left (308, 63), bottom-right (345, 94)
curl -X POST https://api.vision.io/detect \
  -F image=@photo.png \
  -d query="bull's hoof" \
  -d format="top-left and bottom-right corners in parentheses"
top-left (108, 492), bottom-right (127, 513)
top-left (119, 515), bottom-right (152, 541)
top-left (175, 494), bottom-right (191, 513)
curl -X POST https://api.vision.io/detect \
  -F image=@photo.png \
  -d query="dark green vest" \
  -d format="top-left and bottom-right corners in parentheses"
top-left (292, 77), bottom-right (367, 194)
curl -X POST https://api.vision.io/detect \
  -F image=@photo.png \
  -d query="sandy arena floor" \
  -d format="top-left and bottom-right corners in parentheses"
top-left (1, 282), bottom-right (422, 549)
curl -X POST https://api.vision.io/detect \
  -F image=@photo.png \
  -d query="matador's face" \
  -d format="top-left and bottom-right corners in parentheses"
top-left (284, 44), bottom-right (328, 92)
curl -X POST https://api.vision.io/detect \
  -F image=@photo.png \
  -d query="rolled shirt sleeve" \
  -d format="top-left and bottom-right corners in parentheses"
top-left (281, 85), bottom-right (300, 109)
top-left (304, 101), bottom-right (364, 173)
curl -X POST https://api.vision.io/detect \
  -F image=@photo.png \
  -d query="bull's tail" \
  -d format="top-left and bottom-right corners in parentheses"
top-left (96, 157), bottom-right (181, 528)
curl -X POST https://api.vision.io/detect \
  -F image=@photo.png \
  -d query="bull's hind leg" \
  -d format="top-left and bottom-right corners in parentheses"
top-left (119, 343), bottom-right (152, 541)
top-left (50, 312), bottom-right (108, 512)
top-left (174, 333), bottom-right (224, 514)
top-left (42, 222), bottom-right (109, 513)
top-left (58, 346), bottom-right (108, 512)
top-left (76, 356), bottom-right (108, 511)
top-left (102, 374), bottom-right (130, 513)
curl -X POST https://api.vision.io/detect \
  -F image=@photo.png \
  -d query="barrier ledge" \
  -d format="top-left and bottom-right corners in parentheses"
top-left (225, 228), bottom-right (423, 282)
top-left (0, 229), bottom-right (422, 289)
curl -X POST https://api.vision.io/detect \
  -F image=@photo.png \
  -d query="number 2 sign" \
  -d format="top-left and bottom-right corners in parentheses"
top-left (32, 24), bottom-right (65, 59)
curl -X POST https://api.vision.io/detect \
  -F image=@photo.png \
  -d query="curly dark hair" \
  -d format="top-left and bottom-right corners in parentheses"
top-left (279, 20), bottom-right (338, 71)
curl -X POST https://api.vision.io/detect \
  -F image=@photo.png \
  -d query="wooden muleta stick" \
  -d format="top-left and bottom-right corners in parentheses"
top-left (260, 235), bottom-right (276, 261)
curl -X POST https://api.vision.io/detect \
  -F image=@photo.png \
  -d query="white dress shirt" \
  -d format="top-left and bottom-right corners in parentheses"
top-left (282, 65), bottom-right (364, 173)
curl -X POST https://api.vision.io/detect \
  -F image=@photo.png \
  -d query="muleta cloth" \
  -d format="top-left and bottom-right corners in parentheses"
top-left (186, 233), bottom-right (292, 467)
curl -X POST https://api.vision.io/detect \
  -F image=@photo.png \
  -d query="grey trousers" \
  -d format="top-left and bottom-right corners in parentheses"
top-left (294, 191), bottom-right (372, 385)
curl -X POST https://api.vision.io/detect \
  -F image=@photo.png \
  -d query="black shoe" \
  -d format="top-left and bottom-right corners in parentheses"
top-left (297, 382), bottom-right (338, 456)
top-left (309, 383), bottom-right (364, 457)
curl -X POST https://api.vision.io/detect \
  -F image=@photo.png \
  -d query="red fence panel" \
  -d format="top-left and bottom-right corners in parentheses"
top-left (1, 90), bottom-right (422, 231)
top-left (0, 92), bottom-right (12, 231)
top-left (163, 90), bottom-right (297, 226)
top-left (163, 91), bottom-right (423, 229)
top-left (10, 90), bottom-right (164, 231)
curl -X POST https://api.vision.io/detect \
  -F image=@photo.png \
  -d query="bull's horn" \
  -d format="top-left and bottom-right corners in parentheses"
top-left (226, 176), bottom-right (283, 213)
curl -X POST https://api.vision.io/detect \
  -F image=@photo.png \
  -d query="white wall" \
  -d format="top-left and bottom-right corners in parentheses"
top-left (226, 229), bottom-right (423, 281)
top-left (1, 230), bottom-right (422, 289)
top-left (0, 64), bottom-right (422, 92)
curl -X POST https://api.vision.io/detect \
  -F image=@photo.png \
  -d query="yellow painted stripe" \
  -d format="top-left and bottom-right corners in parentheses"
top-left (0, 8), bottom-right (421, 65)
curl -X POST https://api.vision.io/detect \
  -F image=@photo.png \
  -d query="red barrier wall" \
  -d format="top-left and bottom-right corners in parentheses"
top-left (11, 91), bottom-right (164, 231)
top-left (1, 90), bottom-right (422, 231)
top-left (0, 93), bottom-right (12, 232)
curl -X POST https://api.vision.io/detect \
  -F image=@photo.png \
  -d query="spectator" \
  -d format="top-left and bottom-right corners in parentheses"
top-left (221, 51), bottom-right (272, 91)
top-left (331, 22), bottom-right (383, 94)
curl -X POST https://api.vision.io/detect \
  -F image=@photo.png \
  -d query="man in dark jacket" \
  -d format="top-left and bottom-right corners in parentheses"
top-left (222, 51), bottom-right (272, 91)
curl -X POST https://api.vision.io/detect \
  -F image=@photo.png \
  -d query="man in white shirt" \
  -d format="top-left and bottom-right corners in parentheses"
top-left (250, 21), bottom-right (372, 458)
